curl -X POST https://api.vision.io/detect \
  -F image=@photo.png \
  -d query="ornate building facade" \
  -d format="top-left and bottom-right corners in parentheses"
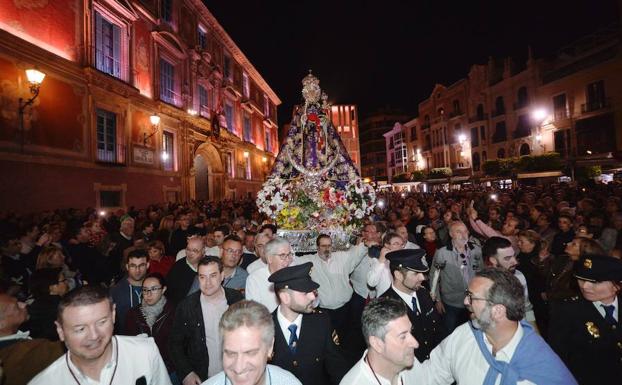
top-left (0, 0), bottom-right (280, 212)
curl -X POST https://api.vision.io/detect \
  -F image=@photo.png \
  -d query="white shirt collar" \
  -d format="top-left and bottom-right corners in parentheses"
top-left (391, 285), bottom-right (419, 313)
top-left (276, 305), bottom-right (303, 341)
top-left (483, 322), bottom-right (524, 362)
top-left (594, 297), bottom-right (619, 321)
top-left (361, 350), bottom-right (400, 385)
top-left (185, 257), bottom-right (197, 272)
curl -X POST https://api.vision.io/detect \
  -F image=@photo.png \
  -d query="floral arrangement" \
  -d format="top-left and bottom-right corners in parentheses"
top-left (257, 176), bottom-right (376, 232)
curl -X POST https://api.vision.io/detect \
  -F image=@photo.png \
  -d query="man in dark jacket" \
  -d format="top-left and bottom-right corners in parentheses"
top-left (381, 248), bottom-right (447, 362)
top-left (169, 256), bottom-right (243, 384)
top-left (110, 249), bottom-right (149, 333)
top-left (268, 262), bottom-right (349, 385)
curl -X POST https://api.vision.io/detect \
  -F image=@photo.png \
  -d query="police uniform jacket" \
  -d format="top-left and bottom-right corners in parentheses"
top-left (381, 286), bottom-right (447, 361)
top-left (271, 310), bottom-right (349, 385)
top-left (549, 294), bottom-right (622, 385)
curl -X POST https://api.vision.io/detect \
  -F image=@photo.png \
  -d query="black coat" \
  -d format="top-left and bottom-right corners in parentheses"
top-left (271, 309), bottom-right (349, 385)
top-left (549, 294), bottom-right (622, 385)
top-left (381, 286), bottom-right (447, 361)
top-left (168, 288), bottom-right (243, 381)
top-left (165, 258), bottom-right (197, 305)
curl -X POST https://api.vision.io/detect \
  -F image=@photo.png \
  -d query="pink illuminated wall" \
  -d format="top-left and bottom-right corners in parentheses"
top-left (0, 0), bottom-right (80, 61)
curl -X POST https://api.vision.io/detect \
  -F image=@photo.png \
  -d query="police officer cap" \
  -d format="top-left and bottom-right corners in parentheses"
top-left (574, 254), bottom-right (622, 282)
top-left (268, 262), bottom-right (320, 292)
top-left (386, 249), bottom-right (429, 273)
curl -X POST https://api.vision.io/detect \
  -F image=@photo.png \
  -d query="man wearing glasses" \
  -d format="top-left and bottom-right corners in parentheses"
top-left (220, 235), bottom-right (249, 292)
top-left (406, 268), bottom-right (576, 385)
top-left (166, 235), bottom-right (206, 304)
top-left (110, 248), bottom-right (149, 333)
top-left (246, 237), bottom-right (295, 312)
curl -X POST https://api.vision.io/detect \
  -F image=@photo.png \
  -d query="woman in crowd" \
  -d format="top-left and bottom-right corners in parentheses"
top-left (25, 267), bottom-right (69, 340)
top-left (124, 272), bottom-right (176, 381)
top-left (146, 240), bottom-right (175, 277)
top-left (35, 245), bottom-right (77, 290)
top-left (156, 215), bottom-right (176, 255)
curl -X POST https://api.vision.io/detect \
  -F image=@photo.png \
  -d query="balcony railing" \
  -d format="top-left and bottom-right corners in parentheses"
top-left (448, 110), bottom-right (464, 119)
top-left (553, 108), bottom-right (569, 121)
top-left (468, 114), bottom-right (488, 123)
top-left (581, 98), bottom-right (611, 113)
top-left (96, 143), bottom-right (126, 165)
top-left (513, 102), bottom-right (528, 111)
top-left (491, 109), bottom-right (506, 118)
top-left (422, 123), bottom-right (431, 130)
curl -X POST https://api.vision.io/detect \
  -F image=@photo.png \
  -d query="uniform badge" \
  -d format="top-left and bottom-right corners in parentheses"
top-left (585, 322), bottom-right (600, 338)
top-left (331, 330), bottom-right (340, 345)
top-left (584, 259), bottom-right (592, 269)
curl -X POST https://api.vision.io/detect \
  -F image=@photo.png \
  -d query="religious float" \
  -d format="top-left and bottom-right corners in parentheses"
top-left (256, 73), bottom-right (376, 252)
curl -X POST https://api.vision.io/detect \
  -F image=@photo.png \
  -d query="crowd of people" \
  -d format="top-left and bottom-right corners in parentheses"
top-left (1, 181), bottom-right (621, 384)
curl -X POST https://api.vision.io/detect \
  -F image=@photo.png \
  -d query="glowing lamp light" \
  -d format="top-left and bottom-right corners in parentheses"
top-left (161, 151), bottom-right (169, 161)
top-left (262, 156), bottom-right (268, 163)
top-left (363, 177), bottom-right (371, 183)
top-left (150, 115), bottom-right (161, 126)
top-left (187, 109), bottom-right (197, 116)
top-left (377, 199), bottom-right (385, 208)
top-left (243, 151), bottom-right (250, 158)
top-left (535, 134), bottom-right (542, 142)
top-left (490, 193), bottom-right (498, 201)
top-left (532, 108), bottom-right (547, 121)
top-left (460, 151), bottom-right (466, 157)
top-left (99, 210), bottom-right (106, 216)
top-left (586, 150), bottom-right (592, 155)
top-left (416, 148), bottom-right (421, 154)
top-left (458, 134), bottom-right (466, 144)
top-left (25, 68), bottom-right (46, 85)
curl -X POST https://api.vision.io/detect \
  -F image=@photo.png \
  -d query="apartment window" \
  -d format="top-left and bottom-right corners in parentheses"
top-left (471, 126), bottom-right (479, 147)
top-left (494, 96), bottom-right (505, 115)
top-left (96, 109), bottom-right (119, 163)
top-left (242, 73), bottom-right (250, 98)
top-left (472, 152), bottom-right (481, 172)
top-left (452, 100), bottom-right (460, 114)
top-left (480, 125), bottom-right (486, 140)
top-left (410, 125), bottom-right (417, 140)
top-left (159, 59), bottom-right (178, 105)
top-left (553, 94), bottom-right (568, 120)
top-left (225, 152), bottom-right (234, 177)
top-left (476, 104), bottom-right (485, 120)
top-left (245, 156), bottom-right (251, 180)
top-left (263, 95), bottom-right (270, 117)
top-left (100, 190), bottom-right (122, 208)
top-left (199, 85), bottom-right (209, 117)
top-left (94, 12), bottom-right (122, 79)
top-left (162, 131), bottom-right (174, 171)
top-left (197, 25), bottom-right (208, 50)
top-left (162, 0), bottom-right (173, 23)
top-left (492, 121), bottom-right (507, 143)
top-left (243, 114), bottom-right (252, 142)
top-left (264, 128), bottom-right (272, 152)
top-left (224, 103), bottom-right (235, 134)
top-left (224, 55), bottom-right (232, 80)
top-left (584, 80), bottom-right (606, 112)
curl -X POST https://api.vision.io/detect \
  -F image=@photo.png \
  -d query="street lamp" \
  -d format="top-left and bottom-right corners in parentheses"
top-left (458, 133), bottom-right (466, 144)
top-left (143, 115), bottom-right (160, 146)
top-left (531, 108), bottom-right (548, 153)
top-left (19, 68), bottom-right (46, 152)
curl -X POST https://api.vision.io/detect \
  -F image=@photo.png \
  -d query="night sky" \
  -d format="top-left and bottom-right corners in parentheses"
top-left (205, 0), bottom-right (620, 126)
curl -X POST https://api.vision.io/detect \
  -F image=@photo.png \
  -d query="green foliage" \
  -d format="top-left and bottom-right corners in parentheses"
top-left (574, 165), bottom-right (602, 182)
top-left (392, 173), bottom-right (410, 183)
top-left (482, 152), bottom-right (563, 177)
top-left (411, 170), bottom-right (426, 181)
top-left (429, 167), bottom-right (452, 179)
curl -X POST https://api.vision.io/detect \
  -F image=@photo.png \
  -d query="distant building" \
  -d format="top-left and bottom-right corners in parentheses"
top-left (360, 110), bottom-right (410, 183)
top-left (0, 0), bottom-right (280, 212)
top-left (330, 105), bottom-right (361, 172)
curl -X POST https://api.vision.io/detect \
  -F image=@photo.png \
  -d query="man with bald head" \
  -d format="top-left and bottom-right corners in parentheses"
top-left (246, 233), bottom-right (271, 274)
top-left (430, 221), bottom-right (483, 332)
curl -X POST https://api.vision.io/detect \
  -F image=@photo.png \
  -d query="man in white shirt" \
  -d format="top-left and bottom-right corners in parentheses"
top-left (395, 225), bottom-right (420, 250)
top-left (245, 237), bottom-right (294, 312)
top-left (340, 297), bottom-right (419, 385)
top-left (202, 300), bottom-right (301, 385)
top-left (246, 233), bottom-right (270, 274)
top-left (482, 236), bottom-right (537, 329)
top-left (29, 286), bottom-right (171, 385)
top-left (298, 234), bottom-right (370, 340)
top-left (406, 268), bottom-right (576, 385)
top-left (367, 232), bottom-right (406, 297)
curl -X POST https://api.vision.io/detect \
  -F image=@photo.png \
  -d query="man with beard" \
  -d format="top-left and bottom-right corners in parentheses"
top-left (406, 268), bottom-right (575, 385)
top-left (381, 249), bottom-right (446, 361)
top-left (268, 263), bottom-right (349, 385)
top-left (29, 286), bottom-right (171, 385)
top-left (429, 221), bottom-right (483, 332)
top-left (110, 249), bottom-right (149, 333)
top-left (483, 236), bottom-right (537, 329)
top-left (340, 298), bottom-right (419, 385)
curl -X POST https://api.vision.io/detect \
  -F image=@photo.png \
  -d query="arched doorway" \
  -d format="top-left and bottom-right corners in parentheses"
top-left (519, 143), bottom-right (531, 156)
top-left (192, 142), bottom-right (224, 202)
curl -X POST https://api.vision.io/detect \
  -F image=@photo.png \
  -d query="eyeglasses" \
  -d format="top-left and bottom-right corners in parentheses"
top-left (465, 290), bottom-right (493, 305)
top-left (142, 286), bottom-right (163, 295)
top-left (273, 252), bottom-right (294, 261)
top-left (186, 248), bottom-right (202, 254)
top-left (224, 248), bottom-right (243, 255)
top-left (128, 263), bottom-right (148, 269)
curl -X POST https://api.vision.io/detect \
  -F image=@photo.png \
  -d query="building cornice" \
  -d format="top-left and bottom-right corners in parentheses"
top-left (187, 0), bottom-right (281, 105)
